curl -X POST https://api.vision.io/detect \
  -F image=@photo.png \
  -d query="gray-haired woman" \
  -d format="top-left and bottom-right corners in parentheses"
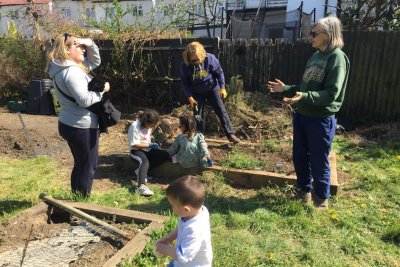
top-left (267, 17), bottom-right (350, 209)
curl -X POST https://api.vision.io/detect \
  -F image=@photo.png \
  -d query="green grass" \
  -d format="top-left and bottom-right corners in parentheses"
top-left (222, 147), bottom-right (267, 170)
top-left (1, 135), bottom-right (400, 266)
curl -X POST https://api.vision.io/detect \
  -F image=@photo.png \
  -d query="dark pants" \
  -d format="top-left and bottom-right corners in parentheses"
top-left (58, 122), bottom-right (99, 198)
top-left (129, 149), bottom-right (170, 185)
top-left (193, 89), bottom-right (235, 136)
top-left (292, 113), bottom-right (336, 199)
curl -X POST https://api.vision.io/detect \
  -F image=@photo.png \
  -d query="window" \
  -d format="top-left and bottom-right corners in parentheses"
top-left (86, 7), bottom-right (96, 19)
top-left (193, 4), bottom-right (202, 16)
top-left (132, 5), bottom-right (143, 16)
top-left (217, 3), bottom-right (224, 15)
top-left (8, 10), bottom-right (19, 20)
top-left (60, 7), bottom-right (71, 18)
top-left (105, 7), bottom-right (115, 17)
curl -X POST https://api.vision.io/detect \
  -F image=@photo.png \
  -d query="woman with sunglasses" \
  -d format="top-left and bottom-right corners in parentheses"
top-left (47, 33), bottom-right (109, 198)
top-left (180, 41), bottom-right (240, 144)
top-left (267, 17), bottom-right (350, 210)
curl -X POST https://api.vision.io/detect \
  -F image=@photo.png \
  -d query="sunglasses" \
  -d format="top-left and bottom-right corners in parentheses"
top-left (310, 31), bottom-right (321, 38)
top-left (64, 33), bottom-right (71, 42)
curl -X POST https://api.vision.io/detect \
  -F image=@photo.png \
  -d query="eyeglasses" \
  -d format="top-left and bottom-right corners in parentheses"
top-left (64, 33), bottom-right (71, 42)
top-left (310, 31), bottom-right (321, 38)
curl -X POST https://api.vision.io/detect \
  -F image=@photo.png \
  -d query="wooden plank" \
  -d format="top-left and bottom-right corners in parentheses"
top-left (205, 151), bottom-right (339, 195)
top-left (114, 154), bottom-right (202, 178)
top-left (205, 138), bottom-right (258, 146)
top-left (103, 221), bottom-right (163, 267)
top-left (66, 202), bottom-right (168, 224)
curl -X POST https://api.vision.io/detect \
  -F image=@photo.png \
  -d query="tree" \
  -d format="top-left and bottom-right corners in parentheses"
top-left (338, 0), bottom-right (400, 30)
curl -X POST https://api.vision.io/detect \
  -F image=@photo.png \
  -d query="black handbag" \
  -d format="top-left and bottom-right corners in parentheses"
top-left (54, 78), bottom-right (121, 133)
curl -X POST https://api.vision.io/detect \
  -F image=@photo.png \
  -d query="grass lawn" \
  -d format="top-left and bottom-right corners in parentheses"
top-left (1, 136), bottom-right (399, 266)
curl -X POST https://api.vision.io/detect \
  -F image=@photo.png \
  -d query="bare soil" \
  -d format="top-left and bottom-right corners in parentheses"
top-left (0, 204), bottom-right (138, 267)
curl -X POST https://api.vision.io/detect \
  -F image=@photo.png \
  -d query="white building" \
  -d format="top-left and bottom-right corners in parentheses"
top-left (0, 0), bottom-right (52, 36)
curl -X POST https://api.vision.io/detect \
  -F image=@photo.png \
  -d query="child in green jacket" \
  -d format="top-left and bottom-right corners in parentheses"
top-left (167, 115), bottom-right (213, 169)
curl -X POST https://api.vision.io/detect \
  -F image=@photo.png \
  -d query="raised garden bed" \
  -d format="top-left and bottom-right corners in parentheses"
top-left (0, 199), bottom-right (168, 266)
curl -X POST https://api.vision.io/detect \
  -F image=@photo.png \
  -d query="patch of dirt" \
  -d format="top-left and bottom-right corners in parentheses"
top-left (0, 205), bottom-right (138, 266)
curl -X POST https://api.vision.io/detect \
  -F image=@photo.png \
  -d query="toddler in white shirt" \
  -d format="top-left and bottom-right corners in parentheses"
top-left (155, 175), bottom-right (212, 267)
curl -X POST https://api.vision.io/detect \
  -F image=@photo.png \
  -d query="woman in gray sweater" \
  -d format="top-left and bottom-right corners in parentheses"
top-left (47, 33), bottom-right (109, 197)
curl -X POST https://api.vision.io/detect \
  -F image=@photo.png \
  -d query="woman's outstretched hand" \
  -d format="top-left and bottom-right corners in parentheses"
top-left (283, 92), bottom-right (302, 105)
top-left (267, 79), bottom-right (285, 93)
top-left (104, 82), bottom-right (110, 92)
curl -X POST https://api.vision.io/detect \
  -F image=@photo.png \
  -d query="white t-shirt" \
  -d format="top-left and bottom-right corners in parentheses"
top-left (173, 206), bottom-right (212, 267)
top-left (127, 119), bottom-right (152, 152)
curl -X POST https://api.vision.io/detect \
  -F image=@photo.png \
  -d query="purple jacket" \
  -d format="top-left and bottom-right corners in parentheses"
top-left (180, 53), bottom-right (225, 98)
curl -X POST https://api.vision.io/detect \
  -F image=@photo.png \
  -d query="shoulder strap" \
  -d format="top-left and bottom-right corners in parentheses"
top-left (54, 79), bottom-right (76, 103)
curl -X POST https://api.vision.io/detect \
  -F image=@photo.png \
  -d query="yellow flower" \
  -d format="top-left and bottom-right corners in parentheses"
top-left (331, 214), bottom-right (340, 222)
top-left (359, 203), bottom-right (366, 208)
top-left (397, 155), bottom-right (400, 160)
top-left (267, 252), bottom-right (275, 261)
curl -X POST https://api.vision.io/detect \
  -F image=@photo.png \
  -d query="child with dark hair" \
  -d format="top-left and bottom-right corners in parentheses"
top-left (155, 176), bottom-right (212, 267)
top-left (128, 109), bottom-right (170, 196)
top-left (167, 115), bottom-right (212, 169)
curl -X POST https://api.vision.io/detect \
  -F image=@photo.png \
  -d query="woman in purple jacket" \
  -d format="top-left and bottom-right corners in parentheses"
top-left (180, 42), bottom-right (240, 144)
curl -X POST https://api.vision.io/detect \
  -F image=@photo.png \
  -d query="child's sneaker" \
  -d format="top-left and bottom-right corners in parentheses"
top-left (135, 184), bottom-right (154, 196)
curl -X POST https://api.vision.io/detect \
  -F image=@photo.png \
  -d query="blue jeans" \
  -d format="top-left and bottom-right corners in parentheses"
top-left (292, 113), bottom-right (336, 199)
top-left (193, 89), bottom-right (235, 136)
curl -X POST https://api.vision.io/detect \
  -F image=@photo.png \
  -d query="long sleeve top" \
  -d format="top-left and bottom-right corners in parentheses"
top-left (180, 53), bottom-right (225, 98)
top-left (284, 48), bottom-right (350, 118)
top-left (48, 43), bottom-right (103, 128)
top-left (166, 133), bottom-right (209, 169)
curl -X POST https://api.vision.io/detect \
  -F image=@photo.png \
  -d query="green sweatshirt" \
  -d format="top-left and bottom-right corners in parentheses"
top-left (284, 48), bottom-right (350, 117)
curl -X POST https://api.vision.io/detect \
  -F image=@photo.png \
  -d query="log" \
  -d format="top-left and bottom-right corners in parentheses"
top-left (39, 194), bottom-right (131, 240)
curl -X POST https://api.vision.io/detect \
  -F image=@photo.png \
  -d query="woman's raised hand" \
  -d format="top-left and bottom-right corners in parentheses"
top-left (267, 79), bottom-right (285, 93)
top-left (74, 38), bottom-right (93, 47)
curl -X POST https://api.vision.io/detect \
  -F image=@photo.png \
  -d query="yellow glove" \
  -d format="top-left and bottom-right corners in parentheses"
top-left (220, 88), bottom-right (228, 99)
top-left (188, 97), bottom-right (197, 106)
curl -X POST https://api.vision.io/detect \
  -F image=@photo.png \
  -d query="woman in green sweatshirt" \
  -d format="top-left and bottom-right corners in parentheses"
top-left (268, 17), bottom-right (350, 210)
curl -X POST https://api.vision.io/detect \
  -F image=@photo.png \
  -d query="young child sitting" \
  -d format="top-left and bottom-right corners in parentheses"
top-left (167, 115), bottom-right (213, 169)
top-left (155, 175), bottom-right (212, 267)
top-left (128, 109), bottom-right (170, 196)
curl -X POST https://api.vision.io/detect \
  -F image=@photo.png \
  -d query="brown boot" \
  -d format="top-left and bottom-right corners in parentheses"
top-left (296, 190), bottom-right (312, 204)
top-left (227, 134), bottom-right (240, 144)
top-left (313, 195), bottom-right (329, 211)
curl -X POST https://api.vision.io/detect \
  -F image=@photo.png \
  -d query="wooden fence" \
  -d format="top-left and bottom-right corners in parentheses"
top-left (97, 31), bottom-right (400, 124)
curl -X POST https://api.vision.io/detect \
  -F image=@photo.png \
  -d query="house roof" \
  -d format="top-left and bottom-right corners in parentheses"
top-left (0, 0), bottom-right (52, 7)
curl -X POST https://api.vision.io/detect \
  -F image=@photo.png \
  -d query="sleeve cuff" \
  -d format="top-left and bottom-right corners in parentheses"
top-left (283, 85), bottom-right (292, 92)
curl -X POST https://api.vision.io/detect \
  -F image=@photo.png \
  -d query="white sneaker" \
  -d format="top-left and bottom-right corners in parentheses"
top-left (135, 184), bottom-right (154, 196)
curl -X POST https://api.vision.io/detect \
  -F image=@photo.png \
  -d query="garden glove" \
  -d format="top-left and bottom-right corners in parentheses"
top-left (188, 97), bottom-right (197, 106)
top-left (149, 143), bottom-right (159, 149)
top-left (220, 88), bottom-right (228, 99)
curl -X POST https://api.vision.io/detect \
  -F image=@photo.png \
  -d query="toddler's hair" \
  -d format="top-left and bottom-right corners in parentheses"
top-left (166, 175), bottom-right (205, 209)
top-left (139, 109), bottom-right (160, 126)
top-left (179, 115), bottom-right (197, 137)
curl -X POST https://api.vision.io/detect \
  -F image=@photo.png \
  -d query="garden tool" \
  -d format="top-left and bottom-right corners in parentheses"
top-left (186, 104), bottom-right (203, 122)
